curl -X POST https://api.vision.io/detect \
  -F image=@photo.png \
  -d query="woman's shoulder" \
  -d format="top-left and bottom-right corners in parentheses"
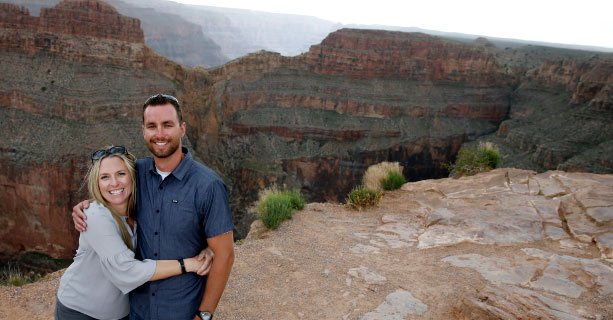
top-left (83, 202), bottom-right (114, 223)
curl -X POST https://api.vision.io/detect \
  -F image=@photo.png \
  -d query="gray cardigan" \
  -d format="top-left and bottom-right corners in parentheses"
top-left (57, 202), bottom-right (156, 320)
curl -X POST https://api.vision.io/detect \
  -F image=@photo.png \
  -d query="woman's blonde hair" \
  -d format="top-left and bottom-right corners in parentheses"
top-left (86, 147), bottom-right (137, 251)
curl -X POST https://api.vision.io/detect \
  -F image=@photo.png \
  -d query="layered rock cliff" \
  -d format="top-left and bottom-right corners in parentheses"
top-left (1, 0), bottom-right (612, 259)
top-left (187, 29), bottom-right (612, 236)
top-left (2, 0), bottom-right (228, 67)
top-left (0, 0), bottom-right (205, 258)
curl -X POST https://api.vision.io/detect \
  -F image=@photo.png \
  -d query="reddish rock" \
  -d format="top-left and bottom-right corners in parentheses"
top-left (305, 29), bottom-right (510, 86)
top-left (0, 156), bottom-right (86, 258)
top-left (0, 3), bottom-right (38, 29)
top-left (2, 5), bottom-right (613, 261)
top-left (40, 0), bottom-right (143, 43)
top-left (532, 57), bottom-right (612, 110)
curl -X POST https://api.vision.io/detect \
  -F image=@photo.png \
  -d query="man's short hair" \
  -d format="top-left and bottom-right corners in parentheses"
top-left (143, 94), bottom-right (183, 122)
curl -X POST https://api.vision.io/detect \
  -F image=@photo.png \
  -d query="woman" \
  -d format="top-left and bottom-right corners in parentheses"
top-left (56, 146), bottom-right (211, 320)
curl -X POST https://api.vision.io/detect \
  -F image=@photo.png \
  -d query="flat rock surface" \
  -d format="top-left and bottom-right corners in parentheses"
top-left (1, 168), bottom-right (611, 319)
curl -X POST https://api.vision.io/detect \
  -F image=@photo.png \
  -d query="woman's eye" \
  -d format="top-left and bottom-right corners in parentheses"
top-left (100, 176), bottom-right (109, 180)
top-left (118, 172), bottom-right (126, 176)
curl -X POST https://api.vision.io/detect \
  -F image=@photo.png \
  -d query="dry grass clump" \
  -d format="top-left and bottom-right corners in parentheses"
top-left (363, 162), bottom-right (405, 191)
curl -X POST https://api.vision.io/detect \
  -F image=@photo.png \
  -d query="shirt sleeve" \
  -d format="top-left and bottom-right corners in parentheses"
top-left (82, 208), bottom-right (156, 294)
top-left (201, 179), bottom-right (234, 239)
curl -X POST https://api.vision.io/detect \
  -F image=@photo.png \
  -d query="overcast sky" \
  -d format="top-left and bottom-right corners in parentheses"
top-left (172, 0), bottom-right (613, 49)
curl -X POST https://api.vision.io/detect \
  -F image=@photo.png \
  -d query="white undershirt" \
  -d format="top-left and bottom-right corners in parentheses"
top-left (156, 168), bottom-right (171, 180)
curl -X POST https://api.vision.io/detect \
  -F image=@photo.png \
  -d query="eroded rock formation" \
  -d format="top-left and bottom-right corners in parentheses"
top-left (1, 0), bottom-right (612, 258)
top-left (0, 0), bottom-right (204, 258)
top-left (2, 169), bottom-right (611, 319)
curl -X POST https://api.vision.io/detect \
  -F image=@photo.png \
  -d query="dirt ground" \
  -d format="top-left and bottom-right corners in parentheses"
top-left (1, 170), bottom-right (611, 319)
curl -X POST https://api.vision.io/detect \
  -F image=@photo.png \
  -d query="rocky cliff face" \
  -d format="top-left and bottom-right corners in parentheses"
top-left (0, 0), bottom-right (204, 258)
top-left (187, 30), bottom-right (611, 237)
top-left (489, 46), bottom-right (613, 173)
top-left (1, 1), bottom-right (612, 258)
top-left (3, 0), bottom-right (228, 67)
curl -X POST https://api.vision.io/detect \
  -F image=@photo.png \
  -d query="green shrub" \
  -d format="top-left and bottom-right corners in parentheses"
top-left (363, 162), bottom-right (404, 191)
top-left (447, 142), bottom-right (502, 177)
top-left (286, 189), bottom-right (306, 210)
top-left (381, 171), bottom-right (406, 190)
top-left (347, 186), bottom-right (383, 210)
top-left (258, 189), bottom-right (306, 230)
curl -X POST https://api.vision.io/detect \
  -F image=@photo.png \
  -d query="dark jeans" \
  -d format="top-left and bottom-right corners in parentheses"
top-left (55, 298), bottom-right (129, 320)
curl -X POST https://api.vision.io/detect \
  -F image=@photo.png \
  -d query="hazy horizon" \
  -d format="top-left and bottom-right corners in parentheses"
top-left (172, 0), bottom-right (613, 50)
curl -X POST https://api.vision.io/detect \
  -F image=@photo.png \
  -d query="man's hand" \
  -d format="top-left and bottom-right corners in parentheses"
top-left (72, 200), bottom-right (91, 232)
top-left (196, 247), bottom-right (214, 276)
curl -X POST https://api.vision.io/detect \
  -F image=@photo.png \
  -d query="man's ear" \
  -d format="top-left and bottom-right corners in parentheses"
top-left (180, 121), bottom-right (186, 137)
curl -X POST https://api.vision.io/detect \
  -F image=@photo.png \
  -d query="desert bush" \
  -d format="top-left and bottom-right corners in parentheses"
top-left (1, 264), bottom-right (31, 287)
top-left (257, 188), bottom-right (306, 230)
top-left (286, 189), bottom-right (306, 210)
top-left (347, 186), bottom-right (383, 210)
top-left (447, 142), bottom-right (502, 177)
top-left (363, 162), bottom-right (405, 191)
top-left (381, 170), bottom-right (406, 190)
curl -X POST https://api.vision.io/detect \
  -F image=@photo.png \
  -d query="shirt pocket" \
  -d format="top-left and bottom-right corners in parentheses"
top-left (166, 201), bottom-right (200, 235)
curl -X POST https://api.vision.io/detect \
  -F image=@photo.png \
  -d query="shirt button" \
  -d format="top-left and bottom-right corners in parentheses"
top-left (152, 293), bottom-right (155, 296)
top-left (156, 209), bottom-right (160, 213)
top-left (159, 186), bottom-right (163, 190)
top-left (154, 232), bottom-right (159, 235)
top-left (154, 253), bottom-right (158, 257)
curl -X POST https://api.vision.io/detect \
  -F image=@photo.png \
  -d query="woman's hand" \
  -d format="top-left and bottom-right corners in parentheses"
top-left (185, 248), bottom-right (214, 275)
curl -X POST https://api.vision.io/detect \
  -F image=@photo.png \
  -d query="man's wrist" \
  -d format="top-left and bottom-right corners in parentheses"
top-left (196, 311), bottom-right (213, 320)
top-left (178, 258), bottom-right (187, 274)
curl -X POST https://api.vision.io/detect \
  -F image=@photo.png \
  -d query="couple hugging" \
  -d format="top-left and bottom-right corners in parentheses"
top-left (56, 94), bottom-right (234, 320)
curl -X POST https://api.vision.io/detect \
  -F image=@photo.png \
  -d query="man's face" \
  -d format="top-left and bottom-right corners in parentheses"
top-left (142, 103), bottom-right (185, 159)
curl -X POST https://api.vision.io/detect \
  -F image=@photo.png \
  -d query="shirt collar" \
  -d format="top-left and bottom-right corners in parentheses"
top-left (147, 147), bottom-right (192, 181)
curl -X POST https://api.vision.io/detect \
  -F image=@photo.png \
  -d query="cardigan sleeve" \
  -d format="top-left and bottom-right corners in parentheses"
top-left (82, 205), bottom-right (156, 294)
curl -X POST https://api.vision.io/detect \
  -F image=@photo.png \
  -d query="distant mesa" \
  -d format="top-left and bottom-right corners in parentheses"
top-left (0, 0), bottom-right (143, 43)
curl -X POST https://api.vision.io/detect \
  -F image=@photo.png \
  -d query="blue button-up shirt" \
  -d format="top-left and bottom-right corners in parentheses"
top-left (130, 148), bottom-right (234, 320)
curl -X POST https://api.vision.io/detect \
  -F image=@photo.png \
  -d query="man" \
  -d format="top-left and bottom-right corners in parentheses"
top-left (73, 94), bottom-right (234, 320)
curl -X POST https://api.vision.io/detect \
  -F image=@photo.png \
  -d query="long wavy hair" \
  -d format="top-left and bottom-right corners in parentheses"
top-left (86, 148), bottom-right (137, 251)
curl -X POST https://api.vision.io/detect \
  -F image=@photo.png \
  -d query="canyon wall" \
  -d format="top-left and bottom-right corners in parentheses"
top-left (0, 0), bottom-right (203, 258)
top-left (1, 1), bottom-right (612, 257)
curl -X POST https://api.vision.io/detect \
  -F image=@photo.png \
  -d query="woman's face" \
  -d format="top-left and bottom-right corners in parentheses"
top-left (98, 156), bottom-right (133, 214)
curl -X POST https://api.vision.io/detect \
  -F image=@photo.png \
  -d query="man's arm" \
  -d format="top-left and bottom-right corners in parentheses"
top-left (195, 231), bottom-right (234, 318)
top-left (72, 200), bottom-right (91, 232)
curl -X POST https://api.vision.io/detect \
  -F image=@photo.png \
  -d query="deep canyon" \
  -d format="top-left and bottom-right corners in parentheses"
top-left (0, 0), bottom-right (611, 259)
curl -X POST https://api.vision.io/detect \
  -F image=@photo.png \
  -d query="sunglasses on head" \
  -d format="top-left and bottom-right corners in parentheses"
top-left (145, 93), bottom-right (179, 105)
top-left (91, 146), bottom-right (127, 163)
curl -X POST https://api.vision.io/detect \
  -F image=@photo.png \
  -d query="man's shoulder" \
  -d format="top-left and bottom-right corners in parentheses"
top-left (136, 157), bottom-right (150, 170)
top-left (188, 158), bottom-right (225, 186)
